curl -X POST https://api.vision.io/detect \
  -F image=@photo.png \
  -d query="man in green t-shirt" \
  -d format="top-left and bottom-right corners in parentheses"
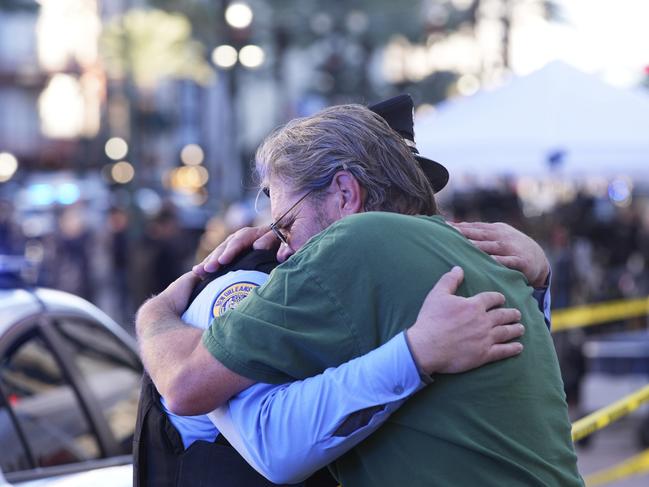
top-left (137, 102), bottom-right (582, 486)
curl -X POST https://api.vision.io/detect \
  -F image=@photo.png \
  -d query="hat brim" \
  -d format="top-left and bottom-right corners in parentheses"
top-left (415, 155), bottom-right (449, 193)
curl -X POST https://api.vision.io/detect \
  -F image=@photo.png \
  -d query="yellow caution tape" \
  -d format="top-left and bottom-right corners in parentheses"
top-left (552, 296), bottom-right (649, 332)
top-left (572, 384), bottom-right (649, 442)
top-left (584, 448), bottom-right (649, 486)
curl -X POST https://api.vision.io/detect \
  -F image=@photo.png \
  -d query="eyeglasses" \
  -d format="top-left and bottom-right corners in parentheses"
top-left (269, 189), bottom-right (314, 246)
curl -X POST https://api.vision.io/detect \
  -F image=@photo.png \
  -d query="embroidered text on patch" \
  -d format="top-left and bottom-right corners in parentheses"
top-left (212, 281), bottom-right (259, 318)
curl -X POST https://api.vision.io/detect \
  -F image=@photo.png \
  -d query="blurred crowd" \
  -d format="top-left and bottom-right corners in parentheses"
top-left (1, 182), bottom-right (648, 410)
top-left (0, 196), bottom-right (269, 330)
top-left (447, 184), bottom-right (649, 307)
top-left (2, 184), bottom-right (648, 326)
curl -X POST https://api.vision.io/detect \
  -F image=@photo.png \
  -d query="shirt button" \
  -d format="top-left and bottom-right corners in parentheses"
top-left (393, 386), bottom-right (404, 395)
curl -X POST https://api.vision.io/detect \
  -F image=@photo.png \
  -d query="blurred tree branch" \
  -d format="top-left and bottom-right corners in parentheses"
top-left (149, 0), bottom-right (221, 46)
top-left (100, 9), bottom-right (214, 90)
top-left (132, 1), bottom-right (566, 106)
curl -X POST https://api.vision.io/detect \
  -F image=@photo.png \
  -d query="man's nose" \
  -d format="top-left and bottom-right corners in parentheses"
top-left (276, 243), bottom-right (295, 263)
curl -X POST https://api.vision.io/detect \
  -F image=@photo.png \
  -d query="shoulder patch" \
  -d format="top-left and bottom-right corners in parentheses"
top-left (211, 281), bottom-right (260, 318)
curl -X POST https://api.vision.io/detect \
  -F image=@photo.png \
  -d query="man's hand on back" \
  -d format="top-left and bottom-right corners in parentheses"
top-left (452, 221), bottom-right (550, 288)
top-left (406, 266), bottom-right (524, 376)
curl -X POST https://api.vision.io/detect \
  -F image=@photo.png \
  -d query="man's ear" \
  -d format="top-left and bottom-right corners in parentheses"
top-left (330, 170), bottom-right (364, 216)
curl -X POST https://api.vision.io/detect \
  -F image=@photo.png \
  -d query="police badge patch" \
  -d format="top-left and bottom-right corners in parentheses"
top-left (212, 281), bottom-right (259, 318)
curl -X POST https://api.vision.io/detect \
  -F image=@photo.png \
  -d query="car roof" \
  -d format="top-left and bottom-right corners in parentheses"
top-left (0, 287), bottom-right (137, 352)
top-left (0, 289), bottom-right (43, 335)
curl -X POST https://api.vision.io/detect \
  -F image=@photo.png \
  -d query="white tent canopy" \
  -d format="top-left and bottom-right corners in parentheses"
top-left (415, 61), bottom-right (649, 180)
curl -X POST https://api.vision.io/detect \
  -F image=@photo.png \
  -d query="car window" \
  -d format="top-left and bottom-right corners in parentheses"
top-left (0, 393), bottom-right (31, 473)
top-left (55, 318), bottom-right (141, 454)
top-left (0, 333), bottom-right (101, 472)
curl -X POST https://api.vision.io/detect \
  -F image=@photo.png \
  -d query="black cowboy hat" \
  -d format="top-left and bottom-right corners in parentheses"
top-left (368, 94), bottom-right (449, 192)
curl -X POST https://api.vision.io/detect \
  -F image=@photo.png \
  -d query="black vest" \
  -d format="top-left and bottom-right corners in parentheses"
top-left (132, 249), bottom-right (337, 487)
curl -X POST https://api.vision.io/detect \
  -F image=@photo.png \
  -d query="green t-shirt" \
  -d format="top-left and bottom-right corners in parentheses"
top-left (203, 212), bottom-right (583, 487)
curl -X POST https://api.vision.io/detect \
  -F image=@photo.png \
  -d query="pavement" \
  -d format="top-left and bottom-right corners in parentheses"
top-left (575, 373), bottom-right (649, 486)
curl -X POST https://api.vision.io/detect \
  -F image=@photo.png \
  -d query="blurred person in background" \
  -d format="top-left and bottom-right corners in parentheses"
top-left (108, 206), bottom-right (134, 324)
top-left (148, 204), bottom-right (187, 294)
top-left (54, 205), bottom-right (94, 301)
top-left (548, 223), bottom-right (573, 310)
top-left (133, 202), bottom-right (194, 306)
top-left (636, 202), bottom-right (649, 295)
top-left (548, 223), bottom-right (585, 421)
top-left (0, 199), bottom-right (25, 256)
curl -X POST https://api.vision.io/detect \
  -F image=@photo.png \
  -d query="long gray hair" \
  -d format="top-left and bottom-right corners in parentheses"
top-left (255, 104), bottom-right (437, 216)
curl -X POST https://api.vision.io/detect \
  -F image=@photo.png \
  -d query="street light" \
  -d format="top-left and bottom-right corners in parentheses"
top-left (105, 137), bottom-right (129, 160)
top-left (111, 161), bottom-right (135, 184)
top-left (180, 144), bottom-right (205, 166)
top-left (239, 44), bottom-right (265, 69)
top-left (212, 44), bottom-right (265, 70)
top-left (168, 166), bottom-right (209, 192)
top-left (212, 45), bottom-right (238, 69)
top-left (0, 152), bottom-right (18, 182)
top-left (225, 2), bottom-right (253, 29)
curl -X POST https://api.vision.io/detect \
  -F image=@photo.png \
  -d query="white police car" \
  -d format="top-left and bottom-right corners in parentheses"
top-left (0, 257), bottom-right (141, 486)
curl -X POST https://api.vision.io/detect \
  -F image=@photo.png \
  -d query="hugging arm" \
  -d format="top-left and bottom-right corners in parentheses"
top-left (136, 272), bottom-right (254, 414)
top-left (452, 221), bottom-right (553, 328)
top-left (211, 333), bottom-right (421, 484)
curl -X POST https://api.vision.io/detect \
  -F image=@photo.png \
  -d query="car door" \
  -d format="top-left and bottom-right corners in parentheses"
top-left (45, 314), bottom-right (142, 454)
top-left (0, 314), bottom-right (104, 483)
top-left (0, 311), bottom-right (141, 484)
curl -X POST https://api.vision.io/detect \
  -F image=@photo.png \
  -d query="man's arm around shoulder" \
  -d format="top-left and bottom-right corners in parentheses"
top-left (136, 272), bottom-right (253, 415)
